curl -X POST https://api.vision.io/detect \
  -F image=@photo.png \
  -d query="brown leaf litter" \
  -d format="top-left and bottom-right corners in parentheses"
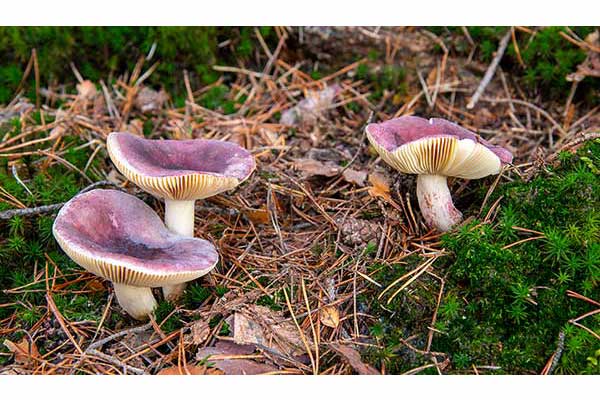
top-left (329, 344), bottom-right (380, 375)
top-left (295, 158), bottom-right (341, 178)
top-left (1, 26), bottom-right (598, 376)
top-left (229, 304), bottom-right (312, 358)
top-left (196, 341), bottom-right (280, 375)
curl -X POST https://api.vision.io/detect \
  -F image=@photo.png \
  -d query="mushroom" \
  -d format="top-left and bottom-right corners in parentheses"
top-left (52, 189), bottom-right (218, 320)
top-left (107, 132), bottom-right (255, 300)
top-left (366, 116), bottom-right (513, 232)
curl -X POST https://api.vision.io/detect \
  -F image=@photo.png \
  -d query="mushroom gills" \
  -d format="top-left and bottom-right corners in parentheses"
top-left (416, 174), bottom-right (463, 232)
top-left (107, 133), bottom-right (257, 303)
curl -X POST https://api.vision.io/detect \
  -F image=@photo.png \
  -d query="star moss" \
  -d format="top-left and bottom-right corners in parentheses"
top-left (365, 139), bottom-right (600, 374)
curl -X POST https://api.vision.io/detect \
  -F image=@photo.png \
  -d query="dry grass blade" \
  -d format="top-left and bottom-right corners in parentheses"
top-left (283, 289), bottom-right (316, 374)
top-left (385, 257), bottom-right (438, 304)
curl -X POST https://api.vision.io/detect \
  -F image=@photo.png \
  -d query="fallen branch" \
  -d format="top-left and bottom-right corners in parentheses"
top-left (0, 203), bottom-right (64, 220)
top-left (329, 343), bottom-right (380, 375)
top-left (85, 322), bottom-right (152, 353)
top-left (87, 349), bottom-right (146, 375)
top-left (548, 330), bottom-right (565, 374)
top-left (467, 29), bottom-right (512, 109)
top-left (0, 180), bottom-right (118, 220)
top-left (542, 330), bottom-right (565, 375)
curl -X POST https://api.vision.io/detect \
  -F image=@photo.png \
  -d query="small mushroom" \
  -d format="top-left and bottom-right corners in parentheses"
top-left (107, 132), bottom-right (255, 300)
top-left (52, 189), bottom-right (218, 320)
top-left (366, 116), bottom-right (513, 232)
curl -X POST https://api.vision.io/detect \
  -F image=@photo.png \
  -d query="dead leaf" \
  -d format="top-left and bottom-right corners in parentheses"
top-left (232, 304), bottom-right (311, 357)
top-left (567, 31), bottom-right (600, 82)
top-left (342, 168), bottom-right (367, 186)
top-left (280, 85), bottom-right (341, 126)
top-left (295, 159), bottom-right (341, 178)
top-left (183, 320), bottom-right (211, 346)
top-left (329, 343), bottom-right (380, 375)
top-left (3, 338), bottom-right (40, 366)
top-left (244, 207), bottom-right (270, 225)
top-left (157, 365), bottom-right (223, 375)
top-left (196, 341), bottom-right (279, 375)
top-left (367, 172), bottom-right (391, 200)
top-left (319, 305), bottom-right (340, 328)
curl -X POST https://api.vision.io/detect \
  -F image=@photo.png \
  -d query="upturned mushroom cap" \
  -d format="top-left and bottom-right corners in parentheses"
top-left (366, 116), bottom-right (513, 179)
top-left (52, 189), bottom-right (218, 287)
top-left (107, 132), bottom-right (255, 201)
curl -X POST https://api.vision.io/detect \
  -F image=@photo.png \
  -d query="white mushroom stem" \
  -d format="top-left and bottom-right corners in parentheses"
top-left (164, 200), bottom-right (195, 237)
top-left (113, 283), bottom-right (158, 320)
top-left (416, 174), bottom-right (463, 232)
top-left (162, 199), bottom-right (196, 301)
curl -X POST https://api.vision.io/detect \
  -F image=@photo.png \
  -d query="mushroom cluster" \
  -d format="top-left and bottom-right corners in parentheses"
top-left (366, 116), bottom-right (513, 232)
top-left (107, 132), bottom-right (255, 300)
top-left (53, 133), bottom-right (255, 320)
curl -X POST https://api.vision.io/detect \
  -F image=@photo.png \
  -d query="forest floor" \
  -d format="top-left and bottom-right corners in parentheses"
top-left (0, 27), bottom-right (599, 375)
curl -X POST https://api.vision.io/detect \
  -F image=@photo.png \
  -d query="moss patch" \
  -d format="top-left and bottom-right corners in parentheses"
top-left (365, 139), bottom-right (600, 374)
top-left (0, 27), bottom-right (278, 105)
top-left (427, 26), bottom-right (598, 101)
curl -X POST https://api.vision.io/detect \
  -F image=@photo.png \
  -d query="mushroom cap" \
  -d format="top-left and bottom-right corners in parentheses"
top-left (107, 132), bottom-right (255, 201)
top-left (366, 116), bottom-right (513, 179)
top-left (52, 189), bottom-right (218, 287)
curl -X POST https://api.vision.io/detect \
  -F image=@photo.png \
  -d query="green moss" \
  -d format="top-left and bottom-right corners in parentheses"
top-left (208, 315), bottom-right (230, 336)
top-left (427, 26), bottom-right (598, 101)
top-left (365, 140), bottom-right (600, 374)
top-left (154, 301), bottom-right (183, 333)
top-left (52, 292), bottom-right (105, 322)
top-left (362, 256), bottom-right (440, 373)
top-left (0, 27), bottom-right (279, 105)
top-left (184, 282), bottom-right (212, 308)
top-left (256, 293), bottom-right (283, 311)
top-left (200, 85), bottom-right (236, 114)
top-left (517, 27), bottom-right (595, 98)
top-left (362, 64), bottom-right (408, 103)
top-left (0, 139), bottom-right (108, 324)
top-left (214, 285), bottom-right (229, 298)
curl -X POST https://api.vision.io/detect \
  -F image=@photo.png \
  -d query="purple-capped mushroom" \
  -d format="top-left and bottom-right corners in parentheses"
top-left (107, 132), bottom-right (255, 300)
top-left (366, 116), bottom-right (513, 232)
top-left (52, 189), bottom-right (218, 320)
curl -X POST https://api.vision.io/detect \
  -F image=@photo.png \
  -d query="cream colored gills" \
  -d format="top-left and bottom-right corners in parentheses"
top-left (369, 134), bottom-right (502, 181)
top-left (442, 139), bottom-right (502, 179)
top-left (370, 135), bottom-right (458, 175)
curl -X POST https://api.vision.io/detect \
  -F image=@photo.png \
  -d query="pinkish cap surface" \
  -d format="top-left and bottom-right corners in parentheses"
top-left (108, 132), bottom-right (255, 179)
top-left (53, 189), bottom-right (218, 286)
top-left (366, 116), bottom-right (513, 164)
top-left (107, 132), bottom-right (256, 200)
